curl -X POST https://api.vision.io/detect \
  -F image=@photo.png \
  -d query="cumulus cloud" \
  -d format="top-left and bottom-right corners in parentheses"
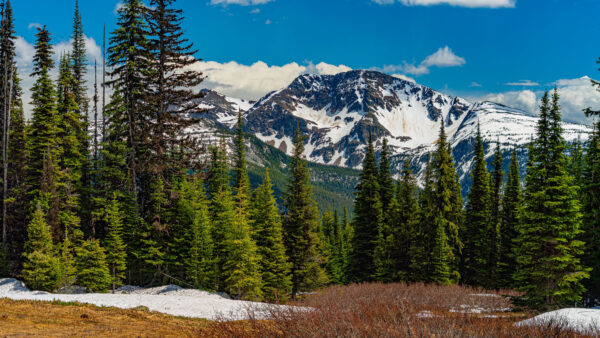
top-left (392, 74), bottom-right (416, 83)
top-left (392, 46), bottom-right (466, 76)
top-left (372, 0), bottom-right (515, 8)
top-left (210, 0), bottom-right (274, 5)
top-left (506, 80), bottom-right (539, 87)
top-left (480, 76), bottom-right (600, 124)
top-left (187, 60), bottom-right (351, 100)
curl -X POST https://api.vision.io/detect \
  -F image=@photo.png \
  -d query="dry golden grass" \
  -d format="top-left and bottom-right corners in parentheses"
top-left (0, 298), bottom-right (208, 337)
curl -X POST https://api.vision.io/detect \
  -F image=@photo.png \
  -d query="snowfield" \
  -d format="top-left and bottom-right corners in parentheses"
top-left (516, 308), bottom-right (600, 335)
top-left (0, 278), bottom-right (303, 321)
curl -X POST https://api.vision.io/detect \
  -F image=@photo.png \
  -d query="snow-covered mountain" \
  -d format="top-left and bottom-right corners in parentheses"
top-left (194, 70), bottom-right (591, 189)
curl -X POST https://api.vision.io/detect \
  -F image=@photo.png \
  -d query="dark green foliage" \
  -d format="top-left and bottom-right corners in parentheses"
top-left (26, 26), bottom-right (61, 202)
top-left (75, 239), bottom-right (111, 292)
top-left (104, 193), bottom-right (127, 289)
top-left (349, 134), bottom-right (383, 282)
top-left (283, 125), bottom-right (327, 297)
top-left (251, 169), bottom-right (292, 301)
top-left (462, 125), bottom-right (492, 286)
top-left (498, 147), bottom-right (521, 288)
top-left (489, 141), bottom-right (503, 287)
top-left (22, 202), bottom-right (61, 291)
top-left (378, 138), bottom-right (394, 211)
top-left (430, 123), bottom-right (463, 283)
top-left (177, 176), bottom-right (213, 289)
top-left (515, 90), bottom-right (589, 309)
top-left (582, 108), bottom-right (600, 295)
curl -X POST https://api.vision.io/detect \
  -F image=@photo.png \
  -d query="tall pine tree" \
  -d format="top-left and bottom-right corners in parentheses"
top-left (498, 147), bottom-right (521, 288)
top-left (515, 90), bottom-right (589, 309)
top-left (283, 124), bottom-right (327, 297)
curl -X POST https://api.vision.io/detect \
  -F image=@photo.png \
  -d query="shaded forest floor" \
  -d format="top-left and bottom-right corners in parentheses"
top-left (0, 283), bottom-right (594, 337)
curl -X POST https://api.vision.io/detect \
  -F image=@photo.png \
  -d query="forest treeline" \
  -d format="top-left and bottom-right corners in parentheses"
top-left (0, 0), bottom-right (598, 310)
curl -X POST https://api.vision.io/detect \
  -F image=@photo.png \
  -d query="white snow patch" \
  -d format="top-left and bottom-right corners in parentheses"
top-left (0, 278), bottom-right (304, 321)
top-left (516, 308), bottom-right (600, 335)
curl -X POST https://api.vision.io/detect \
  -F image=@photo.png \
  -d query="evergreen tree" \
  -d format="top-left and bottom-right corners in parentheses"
top-left (515, 90), bottom-right (589, 309)
top-left (104, 193), bottom-right (127, 290)
top-left (378, 138), bottom-right (394, 211)
top-left (430, 216), bottom-right (452, 285)
top-left (489, 141), bottom-right (503, 286)
top-left (582, 83), bottom-right (600, 295)
top-left (26, 26), bottom-right (61, 202)
top-left (0, 0), bottom-right (16, 254)
top-left (251, 169), bottom-right (292, 301)
top-left (570, 138), bottom-right (585, 194)
top-left (21, 202), bottom-right (61, 291)
top-left (430, 122), bottom-right (463, 283)
top-left (106, 0), bottom-right (152, 198)
top-left (349, 133), bottom-right (383, 282)
top-left (462, 124), bottom-right (492, 286)
top-left (178, 176), bottom-right (213, 289)
top-left (70, 0), bottom-right (91, 234)
top-left (5, 72), bottom-right (27, 274)
top-left (283, 124), bottom-right (327, 298)
top-left (75, 239), bottom-right (111, 292)
top-left (498, 147), bottom-right (521, 288)
top-left (58, 227), bottom-right (76, 289)
top-left (144, 0), bottom-right (204, 177)
top-left (396, 162), bottom-right (423, 282)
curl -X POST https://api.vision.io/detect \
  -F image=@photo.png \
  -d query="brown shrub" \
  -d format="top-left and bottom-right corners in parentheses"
top-left (199, 282), bottom-right (594, 337)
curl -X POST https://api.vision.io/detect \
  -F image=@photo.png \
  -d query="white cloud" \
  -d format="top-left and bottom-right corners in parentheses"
top-left (210, 0), bottom-right (274, 5)
top-left (187, 60), bottom-right (351, 100)
top-left (422, 46), bottom-right (466, 68)
top-left (398, 46), bottom-right (466, 76)
top-left (392, 74), bottom-right (416, 83)
top-left (373, 0), bottom-right (515, 8)
top-left (28, 23), bottom-right (42, 30)
top-left (480, 76), bottom-right (600, 124)
top-left (506, 80), bottom-right (539, 87)
top-left (484, 90), bottom-right (537, 114)
top-left (470, 82), bottom-right (482, 87)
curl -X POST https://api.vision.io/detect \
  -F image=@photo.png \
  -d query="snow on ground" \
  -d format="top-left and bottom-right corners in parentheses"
top-left (516, 308), bottom-right (600, 335)
top-left (0, 278), bottom-right (302, 321)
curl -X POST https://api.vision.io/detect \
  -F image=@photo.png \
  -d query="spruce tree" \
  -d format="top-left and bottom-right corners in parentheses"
top-left (6, 72), bottom-right (27, 273)
top-left (430, 123), bottom-right (463, 283)
top-left (104, 193), bottom-right (127, 290)
top-left (515, 90), bottom-right (589, 309)
top-left (27, 26), bottom-right (61, 202)
top-left (144, 0), bottom-right (204, 177)
top-left (106, 0), bottom-right (152, 198)
top-left (349, 133), bottom-right (383, 282)
top-left (179, 176), bottom-right (213, 289)
top-left (0, 0), bottom-right (16, 254)
top-left (75, 239), bottom-right (111, 292)
top-left (22, 202), bottom-right (61, 291)
top-left (582, 88), bottom-right (600, 295)
top-left (462, 124), bottom-right (492, 286)
top-left (283, 124), bottom-right (327, 298)
top-left (251, 169), bottom-right (292, 300)
top-left (378, 138), bottom-right (394, 211)
top-left (70, 0), bottom-right (91, 233)
top-left (498, 147), bottom-right (521, 288)
top-left (489, 141), bottom-right (503, 286)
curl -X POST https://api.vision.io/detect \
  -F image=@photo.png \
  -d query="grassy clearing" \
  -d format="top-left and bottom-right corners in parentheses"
top-left (0, 298), bottom-right (207, 337)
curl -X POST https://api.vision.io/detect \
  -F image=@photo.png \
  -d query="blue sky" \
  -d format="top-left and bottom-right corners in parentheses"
top-left (9, 0), bottom-right (600, 123)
